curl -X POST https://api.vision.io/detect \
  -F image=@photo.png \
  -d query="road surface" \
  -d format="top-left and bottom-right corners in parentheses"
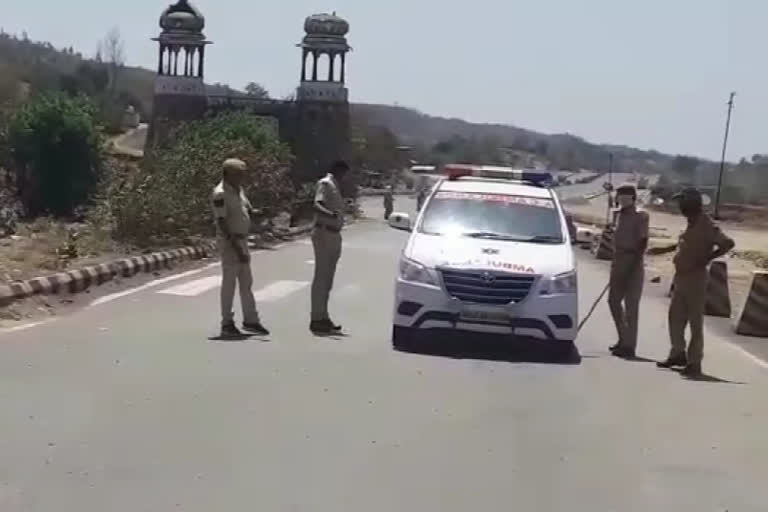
top-left (1, 196), bottom-right (766, 511)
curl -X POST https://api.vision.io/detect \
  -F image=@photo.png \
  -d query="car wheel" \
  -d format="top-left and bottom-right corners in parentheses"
top-left (552, 341), bottom-right (577, 361)
top-left (392, 325), bottom-right (413, 351)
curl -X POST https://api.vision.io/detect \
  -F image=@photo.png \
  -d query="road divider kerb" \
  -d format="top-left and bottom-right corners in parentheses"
top-left (0, 222), bottom-right (315, 308)
top-left (705, 260), bottom-right (732, 318)
top-left (735, 270), bottom-right (768, 338)
top-left (593, 228), bottom-right (615, 261)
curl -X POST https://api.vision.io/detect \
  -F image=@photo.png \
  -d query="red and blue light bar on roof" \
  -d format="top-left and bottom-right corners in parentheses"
top-left (443, 164), bottom-right (554, 187)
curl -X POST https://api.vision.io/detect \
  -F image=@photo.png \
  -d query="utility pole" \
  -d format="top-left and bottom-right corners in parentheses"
top-left (714, 92), bottom-right (736, 220)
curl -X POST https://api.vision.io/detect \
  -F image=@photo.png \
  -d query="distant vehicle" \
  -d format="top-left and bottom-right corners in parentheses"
top-left (387, 164), bottom-right (577, 353)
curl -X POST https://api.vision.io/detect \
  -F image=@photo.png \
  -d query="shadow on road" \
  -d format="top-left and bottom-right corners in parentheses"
top-left (396, 333), bottom-right (581, 365)
top-left (207, 334), bottom-right (269, 343)
top-left (668, 368), bottom-right (746, 385)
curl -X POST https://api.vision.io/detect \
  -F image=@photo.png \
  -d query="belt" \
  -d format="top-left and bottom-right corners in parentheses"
top-left (315, 224), bottom-right (341, 233)
top-left (229, 234), bottom-right (247, 240)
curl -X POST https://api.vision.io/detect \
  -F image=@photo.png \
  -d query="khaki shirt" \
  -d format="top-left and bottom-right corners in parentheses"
top-left (211, 180), bottom-right (252, 237)
top-left (314, 174), bottom-right (345, 230)
top-left (674, 213), bottom-right (733, 275)
top-left (613, 207), bottom-right (649, 259)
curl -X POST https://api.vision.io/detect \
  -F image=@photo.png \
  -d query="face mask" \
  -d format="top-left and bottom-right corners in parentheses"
top-left (679, 202), bottom-right (700, 217)
top-left (617, 195), bottom-right (634, 209)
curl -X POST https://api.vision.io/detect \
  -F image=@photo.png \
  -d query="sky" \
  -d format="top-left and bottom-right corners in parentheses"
top-left (1, 0), bottom-right (765, 161)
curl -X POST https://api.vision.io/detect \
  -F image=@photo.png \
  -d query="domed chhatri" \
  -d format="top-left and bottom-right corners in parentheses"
top-left (304, 12), bottom-right (349, 37)
top-left (160, 0), bottom-right (205, 33)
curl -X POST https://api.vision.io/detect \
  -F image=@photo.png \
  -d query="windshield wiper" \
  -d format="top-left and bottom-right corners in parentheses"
top-left (463, 231), bottom-right (525, 241)
top-left (525, 235), bottom-right (563, 244)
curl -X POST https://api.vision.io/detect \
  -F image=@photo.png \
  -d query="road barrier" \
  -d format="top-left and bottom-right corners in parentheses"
top-left (592, 228), bottom-right (614, 261)
top-left (735, 271), bottom-right (768, 337)
top-left (705, 260), bottom-right (732, 318)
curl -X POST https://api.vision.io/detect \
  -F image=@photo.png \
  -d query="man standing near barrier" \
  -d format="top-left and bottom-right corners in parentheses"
top-left (211, 158), bottom-right (270, 338)
top-left (310, 160), bottom-right (349, 334)
top-left (608, 184), bottom-right (649, 359)
top-left (383, 185), bottom-right (394, 220)
top-left (656, 188), bottom-right (734, 376)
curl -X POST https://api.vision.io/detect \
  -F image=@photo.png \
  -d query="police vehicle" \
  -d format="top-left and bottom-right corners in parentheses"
top-left (387, 164), bottom-right (578, 350)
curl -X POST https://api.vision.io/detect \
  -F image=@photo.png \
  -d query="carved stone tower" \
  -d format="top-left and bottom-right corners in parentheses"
top-left (146, 0), bottom-right (211, 149)
top-left (293, 13), bottom-right (352, 182)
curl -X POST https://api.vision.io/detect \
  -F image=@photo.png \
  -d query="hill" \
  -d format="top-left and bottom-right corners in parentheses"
top-left (3, 30), bottom-right (758, 188)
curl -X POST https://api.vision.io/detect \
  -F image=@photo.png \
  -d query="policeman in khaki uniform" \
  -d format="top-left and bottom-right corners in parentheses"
top-left (211, 159), bottom-right (269, 338)
top-left (310, 160), bottom-right (349, 334)
top-left (608, 183), bottom-right (649, 359)
top-left (655, 188), bottom-right (734, 376)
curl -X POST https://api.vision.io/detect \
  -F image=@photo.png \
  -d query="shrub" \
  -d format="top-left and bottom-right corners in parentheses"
top-left (93, 112), bottom-right (294, 246)
top-left (7, 92), bottom-right (103, 217)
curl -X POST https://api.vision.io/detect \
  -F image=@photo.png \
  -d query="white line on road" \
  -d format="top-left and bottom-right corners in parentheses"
top-left (0, 319), bottom-right (56, 336)
top-left (158, 275), bottom-right (221, 297)
top-left (254, 280), bottom-right (309, 302)
top-left (90, 263), bottom-right (220, 306)
top-left (306, 259), bottom-right (315, 265)
top-left (725, 342), bottom-right (768, 370)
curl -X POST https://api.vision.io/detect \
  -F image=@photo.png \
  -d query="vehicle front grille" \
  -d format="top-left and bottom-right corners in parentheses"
top-left (440, 269), bottom-right (536, 305)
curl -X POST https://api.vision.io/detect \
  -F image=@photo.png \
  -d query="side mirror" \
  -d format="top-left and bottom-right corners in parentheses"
top-left (388, 212), bottom-right (412, 232)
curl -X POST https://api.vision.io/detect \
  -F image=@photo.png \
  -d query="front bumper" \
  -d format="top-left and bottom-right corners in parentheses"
top-left (393, 278), bottom-right (578, 342)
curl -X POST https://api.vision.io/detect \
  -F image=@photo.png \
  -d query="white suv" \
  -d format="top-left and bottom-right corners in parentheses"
top-left (388, 165), bottom-right (578, 351)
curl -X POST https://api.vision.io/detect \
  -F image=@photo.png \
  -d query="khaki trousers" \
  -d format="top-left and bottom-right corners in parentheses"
top-left (311, 228), bottom-right (342, 321)
top-left (668, 270), bottom-right (708, 364)
top-left (608, 256), bottom-right (645, 351)
top-left (219, 238), bottom-right (260, 327)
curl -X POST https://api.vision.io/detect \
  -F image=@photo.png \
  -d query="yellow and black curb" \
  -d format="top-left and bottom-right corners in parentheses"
top-left (0, 244), bottom-right (216, 307)
top-left (0, 223), bottom-right (315, 307)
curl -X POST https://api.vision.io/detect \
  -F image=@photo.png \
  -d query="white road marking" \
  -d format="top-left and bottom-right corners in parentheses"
top-left (254, 280), bottom-right (309, 302)
top-left (0, 320), bottom-right (55, 335)
top-left (158, 275), bottom-right (221, 297)
top-left (90, 263), bottom-right (220, 306)
top-left (725, 342), bottom-right (768, 370)
top-left (306, 260), bottom-right (315, 265)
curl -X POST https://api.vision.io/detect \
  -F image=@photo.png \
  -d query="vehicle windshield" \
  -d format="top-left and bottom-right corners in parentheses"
top-left (418, 191), bottom-right (564, 243)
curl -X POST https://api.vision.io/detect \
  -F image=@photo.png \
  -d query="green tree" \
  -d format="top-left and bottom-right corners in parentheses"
top-left (8, 92), bottom-right (103, 217)
top-left (244, 82), bottom-right (270, 99)
top-left (672, 155), bottom-right (699, 181)
top-left (95, 112), bottom-right (294, 245)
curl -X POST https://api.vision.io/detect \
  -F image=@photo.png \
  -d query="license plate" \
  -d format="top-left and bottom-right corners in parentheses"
top-left (459, 308), bottom-right (511, 324)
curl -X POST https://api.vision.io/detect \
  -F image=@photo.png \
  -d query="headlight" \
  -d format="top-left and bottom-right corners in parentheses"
top-left (399, 257), bottom-right (438, 286)
top-left (540, 271), bottom-right (578, 295)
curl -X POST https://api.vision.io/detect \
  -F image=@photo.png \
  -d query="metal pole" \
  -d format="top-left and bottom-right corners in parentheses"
top-left (714, 92), bottom-right (736, 220)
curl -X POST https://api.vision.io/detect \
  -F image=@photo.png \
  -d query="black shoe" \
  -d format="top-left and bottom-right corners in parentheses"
top-left (221, 323), bottom-right (243, 338)
top-left (310, 319), bottom-right (342, 334)
top-left (612, 346), bottom-right (636, 359)
top-left (609, 342), bottom-right (622, 353)
top-left (657, 354), bottom-right (688, 369)
top-left (680, 363), bottom-right (702, 378)
top-left (326, 319), bottom-right (342, 331)
top-left (242, 321), bottom-right (270, 336)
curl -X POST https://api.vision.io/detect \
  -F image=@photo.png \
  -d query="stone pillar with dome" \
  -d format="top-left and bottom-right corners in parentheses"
top-left (293, 13), bottom-right (353, 183)
top-left (146, 0), bottom-right (211, 149)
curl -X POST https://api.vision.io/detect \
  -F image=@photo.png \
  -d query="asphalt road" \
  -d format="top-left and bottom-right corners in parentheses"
top-left (1, 196), bottom-right (767, 511)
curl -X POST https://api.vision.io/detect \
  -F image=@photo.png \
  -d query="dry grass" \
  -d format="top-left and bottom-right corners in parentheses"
top-left (0, 218), bottom-right (120, 283)
top-left (733, 250), bottom-right (768, 270)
